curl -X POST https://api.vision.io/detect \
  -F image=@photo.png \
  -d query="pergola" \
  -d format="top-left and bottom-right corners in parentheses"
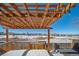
top-left (0, 3), bottom-right (76, 51)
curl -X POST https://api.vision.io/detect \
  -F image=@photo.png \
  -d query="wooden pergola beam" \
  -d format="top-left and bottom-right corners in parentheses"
top-left (0, 10), bottom-right (22, 28)
top-left (0, 16), bottom-right (25, 28)
top-left (34, 3), bottom-right (39, 16)
top-left (50, 3), bottom-right (75, 26)
top-left (9, 27), bottom-right (53, 29)
top-left (23, 3), bottom-right (35, 28)
top-left (9, 3), bottom-right (23, 17)
top-left (0, 12), bottom-right (55, 18)
top-left (0, 9), bottom-right (8, 17)
top-left (43, 3), bottom-right (64, 28)
top-left (1, 4), bottom-right (66, 8)
top-left (0, 17), bottom-right (14, 25)
top-left (0, 3), bottom-right (76, 29)
top-left (17, 4), bottom-right (66, 8)
top-left (0, 7), bottom-right (62, 16)
top-left (0, 19), bottom-right (23, 28)
top-left (20, 18), bottom-right (30, 28)
top-left (11, 17), bottom-right (27, 28)
top-left (40, 3), bottom-right (50, 28)
top-left (0, 3), bottom-right (14, 16)
top-left (17, 17), bottom-right (31, 28)
top-left (0, 21), bottom-right (15, 28)
top-left (34, 4), bottom-right (40, 28)
top-left (44, 3), bottom-right (75, 27)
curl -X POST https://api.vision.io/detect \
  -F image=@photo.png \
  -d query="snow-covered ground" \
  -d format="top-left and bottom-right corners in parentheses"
top-left (1, 49), bottom-right (49, 56)
top-left (26, 49), bottom-right (49, 56)
top-left (1, 50), bottom-right (27, 56)
top-left (0, 35), bottom-right (76, 43)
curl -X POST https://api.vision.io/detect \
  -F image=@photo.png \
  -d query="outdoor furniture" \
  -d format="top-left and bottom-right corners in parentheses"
top-left (58, 48), bottom-right (78, 54)
top-left (53, 49), bottom-right (79, 56)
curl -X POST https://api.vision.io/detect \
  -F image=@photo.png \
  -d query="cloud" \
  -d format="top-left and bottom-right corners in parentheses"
top-left (70, 16), bottom-right (79, 28)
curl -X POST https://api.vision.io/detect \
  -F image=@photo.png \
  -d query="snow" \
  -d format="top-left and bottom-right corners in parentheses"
top-left (1, 50), bottom-right (26, 56)
top-left (53, 53), bottom-right (64, 56)
top-left (38, 39), bottom-right (72, 43)
top-left (26, 49), bottom-right (49, 56)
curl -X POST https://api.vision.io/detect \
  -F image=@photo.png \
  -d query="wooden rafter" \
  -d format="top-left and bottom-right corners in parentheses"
top-left (34, 4), bottom-right (40, 28)
top-left (46, 3), bottom-right (76, 27)
top-left (10, 18), bottom-right (24, 28)
top-left (40, 3), bottom-right (50, 28)
top-left (20, 18), bottom-right (30, 28)
top-left (0, 16), bottom-right (25, 28)
top-left (1, 4), bottom-right (31, 27)
top-left (43, 3), bottom-right (68, 27)
top-left (0, 10), bottom-right (21, 28)
top-left (23, 3), bottom-right (35, 28)
top-left (0, 18), bottom-right (21, 28)
top-left (0, 3), bottom-right (76, 29)
top-left (0, 9), bottom-right (8, 17)
top-left (2, 4), bottom-right (66, 8)
top-left (0, 21), bottom-right (15, 28)
top-left (0, 17), bottom-right (15, 28)
top-left (43, 4), bottom-right (60, 27)
top-left (34, 3), bottom-right (39, 17)
top-left (0, 3), bottom-right (14, 16)
top-left (9, 3), bottom-right (23, 17)
top-left (17, 17), bottom-right (31, 28)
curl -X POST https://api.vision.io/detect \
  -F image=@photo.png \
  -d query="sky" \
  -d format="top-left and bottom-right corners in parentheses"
top-left (0, 3), bottom-right (79, 34)
top-left (51, 3), bottom-right (79, 34)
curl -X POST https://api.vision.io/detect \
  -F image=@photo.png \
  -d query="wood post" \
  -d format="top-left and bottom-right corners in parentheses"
top-left (5, 29), bottom-right (9, 51)
top-left (6, 29), bottom-right (8, 43)
top-left (48, 28), bottom-right (50, 51)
